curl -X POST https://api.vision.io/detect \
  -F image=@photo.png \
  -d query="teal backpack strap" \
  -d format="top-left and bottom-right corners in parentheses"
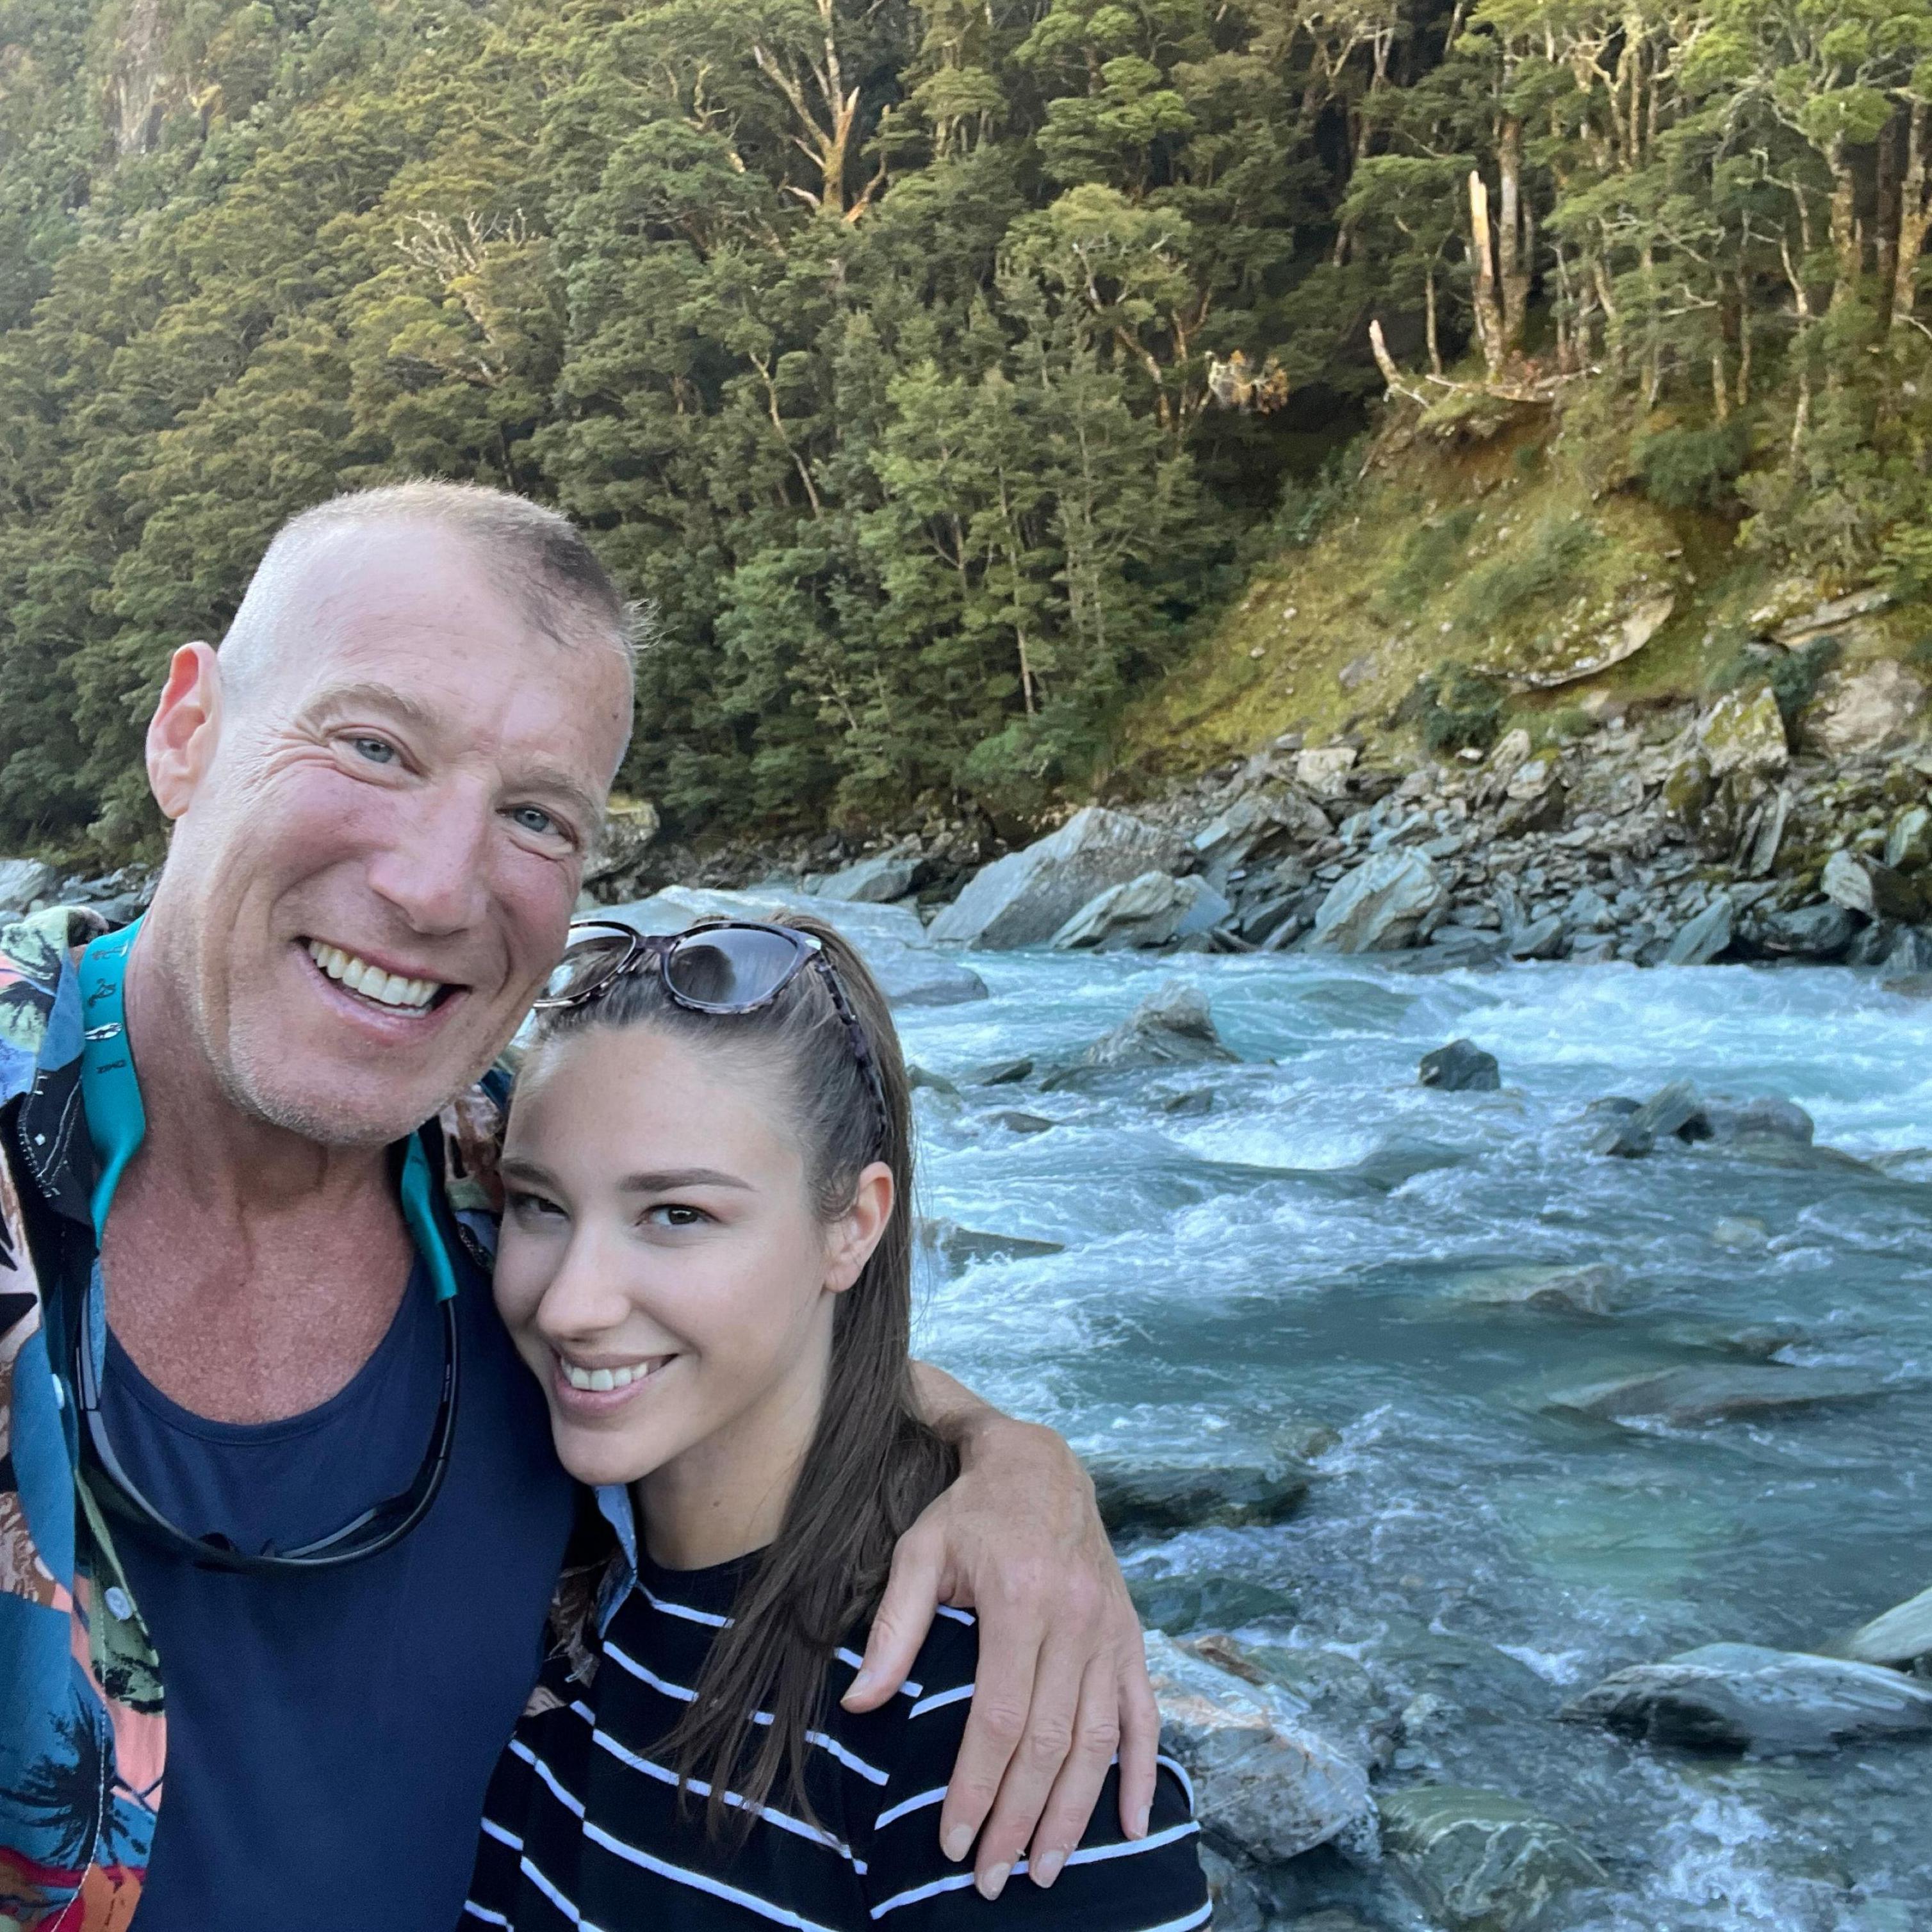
top-left (400, 1133), bottom-right (461, 1303)
top-left (78, 921), bottom-right (147, 1241)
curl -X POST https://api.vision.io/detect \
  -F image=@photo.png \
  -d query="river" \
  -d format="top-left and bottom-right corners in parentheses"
top-left (899, 953), bottom-right (1932, 1930)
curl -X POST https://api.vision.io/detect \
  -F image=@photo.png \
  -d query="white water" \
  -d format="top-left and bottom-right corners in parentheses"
top-left (901, 956), bottom-right (1932, 1929)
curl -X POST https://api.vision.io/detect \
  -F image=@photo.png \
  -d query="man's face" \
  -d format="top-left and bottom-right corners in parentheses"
top-left (149, 521), bottom-right (632, 1147)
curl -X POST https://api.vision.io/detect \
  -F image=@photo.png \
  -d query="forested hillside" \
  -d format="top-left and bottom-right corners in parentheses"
top-left (3, 0), bottom-right (1931, 858)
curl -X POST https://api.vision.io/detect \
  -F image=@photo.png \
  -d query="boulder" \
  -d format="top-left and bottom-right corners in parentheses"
top-left (1309, 850), bottom-right (1448, 953)
top-left (1560, 1643), bottom-right (1932, 1754)
top-left (1192, 789), bottom-right (1330, 880)
top-left (1755, 902), bottom-right (1855, 959)
top-left (929, 808), bottom-right (1183, 949)
top-left (581, 796), bottom-right (660, 886)
top-left (1663, 893), bottom-right (1733, 965)
top-left (1496, 751), bottom-right (1566, 836)
top-left (1040, 981), bottom-right (1237, 1087)
top-left (1660, 750), bottom-right (1713, 831)
top-left (1377, 1786), bottom-right (1604, 1932)
top-left (1545, 1363), bottom-right (1890, 1427)
top-left (0, 858), bottom-right (54, 918)
top-left (1295, 745), bottom-right (1359, 797)
top-left (1143, 1630), bottom-right (1374, 1865)
top-left (1696, 686), bottom-right (1788, 778)
top-left (1089, 1459), bottom-right (1313, 1537)
top-left (919, 1221), bottom-right (1065, 1271)
top-left (1444, 1263), bottom-right (1620, 1316)
top-left (1694, 1095), bottom-right (1814, 1146)
top-left (1505, 914), bottom-right (1565, 961)
top-left (986, 1109), bottom-right (1052, 1135)
top-left (1768, 585), bottom-right (1894, 646)
top-left (1887, 805), bottom-right (1932, 874)
top-left (811, 852), bottom-right (919, 904)
top-left (1050, 872), bottom-right (1231, 951)
top-left (1129, 1573), bottom-right (1298, 1636)
top-left (1843, 1584), bottom-right (1932, 1669)
top-left (1822, 849), bottom-right (1922, 924)
top-left (867, 948), bottom-right (990, 1008)
top-left (1590, 1078), bottom-right (1703, 1156)
top-left (1420, 1040), bottom-right (1501, 1092)
top-left (1806, 661), bottom-right (1928, 758)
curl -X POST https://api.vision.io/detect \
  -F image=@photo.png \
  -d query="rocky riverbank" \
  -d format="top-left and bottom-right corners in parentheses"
top-left (594, 671), bottom-right (1932, 981)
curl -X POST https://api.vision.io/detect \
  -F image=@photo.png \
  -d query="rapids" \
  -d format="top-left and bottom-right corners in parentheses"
top-left (902, 954), bottom-right (1932, 1930)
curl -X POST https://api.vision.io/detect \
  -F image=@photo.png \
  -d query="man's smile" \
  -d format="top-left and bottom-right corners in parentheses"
top-left (302, 937), bottom-right (461, 1013)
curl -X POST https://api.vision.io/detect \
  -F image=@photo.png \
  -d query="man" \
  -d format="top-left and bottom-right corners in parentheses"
top-left (0, 484), bottom-right (1153, 1931)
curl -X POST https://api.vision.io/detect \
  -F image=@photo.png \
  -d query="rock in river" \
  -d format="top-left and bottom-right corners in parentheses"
top-left (1560, 1643), bottom-right (1932, 1754)
top-left (1307, 849), bottom-right (1448, 953)
top-left (1445, 1264), bottom-right (1620, 1316)
top-left (1842, 1583), bottom-right (1932, 1670)
top-left (1545, 1363), bottom-right (1890, 1427)
top-left (1143, 1630), bottom-right (1373, 1865)
top-left (1050, 871), bottom-right (1230, 951)
top-left (919, 1220), bottom-right (1065, 1271)
top-left (1089, 1458), bottom-right (1312, 1537)
top-left (1040, 981), bottom-right (1236, 1088)
top-left (1420, 1039), bottom-right (1501, 1092)
top-left (929, 807), bottom-right (1182, 949)
top-left (810, 851), bottom-right (918, 904)
top-left (1377, 1785), bottom-right (1604, 1932)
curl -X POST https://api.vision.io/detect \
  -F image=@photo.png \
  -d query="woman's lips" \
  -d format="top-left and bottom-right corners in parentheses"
top-left (549, 1350), bottom-right (675, 1414)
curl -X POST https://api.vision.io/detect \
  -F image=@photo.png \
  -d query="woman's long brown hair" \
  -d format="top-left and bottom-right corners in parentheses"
top-left (530, 913), bottom-right (955, 1832)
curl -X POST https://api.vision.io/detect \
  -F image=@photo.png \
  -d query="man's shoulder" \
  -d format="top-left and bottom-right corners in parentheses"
top-left (0, 905), bottom-right (102, 1103)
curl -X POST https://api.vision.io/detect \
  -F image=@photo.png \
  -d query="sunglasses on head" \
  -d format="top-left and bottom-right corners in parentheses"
top-left (537, 919), bottom-right (891, 1145)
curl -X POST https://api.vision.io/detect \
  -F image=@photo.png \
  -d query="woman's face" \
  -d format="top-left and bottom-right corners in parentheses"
top-left (492, 1022), bottom-right (892, 1536)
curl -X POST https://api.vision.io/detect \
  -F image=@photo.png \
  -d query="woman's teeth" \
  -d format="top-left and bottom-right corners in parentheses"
top-left (307, 940), bottom-right (441, 1011)
top-left (561, 1357), bottom-right (666, 1393)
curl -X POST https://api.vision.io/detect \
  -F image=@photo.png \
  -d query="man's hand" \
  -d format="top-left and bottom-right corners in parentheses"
top-left (841, 1371), bottom-right (1156, 1899)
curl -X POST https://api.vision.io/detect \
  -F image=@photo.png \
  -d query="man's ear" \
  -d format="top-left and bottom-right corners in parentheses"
top-left (146, 643), bottom-right (223, 821)
top-left (826, 1161), bottom-right (896, 1294)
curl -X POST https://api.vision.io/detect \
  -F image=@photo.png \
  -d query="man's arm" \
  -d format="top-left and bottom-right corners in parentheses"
top-left (841, 1362), bottom-right (1157, 1898)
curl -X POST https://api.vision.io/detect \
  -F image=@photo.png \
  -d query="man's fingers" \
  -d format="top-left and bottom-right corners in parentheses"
top-left (1115, 1633), bottom-right (1159, 1841)
top-left (1022, 1653), bottom-right (1122, 1887)
top-left (962, 1631), bottom-right (1086, 1895)
top-left (844, 1531), bottom-right (942, 1712)
top-left (935, 1619), bottom-right (1045, 1870)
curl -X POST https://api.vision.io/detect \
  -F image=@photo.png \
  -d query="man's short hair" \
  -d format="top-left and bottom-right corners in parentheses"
top-left (224, 479), bottom-right (639, 682)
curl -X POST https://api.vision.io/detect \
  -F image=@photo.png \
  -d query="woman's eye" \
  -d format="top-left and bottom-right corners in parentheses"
top-left (507, 1190), bottom-right (565, 1222)
top-left (352, 735), bottom-right (398, 765)
top-left (644, 1204), bottom-right (709, 1229)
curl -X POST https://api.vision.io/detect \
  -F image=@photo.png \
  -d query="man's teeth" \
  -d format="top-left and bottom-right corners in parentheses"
top-left (561, 1358), bottom-right (664, 1393)
top-left (307, 941), bottom-right (441, 1011)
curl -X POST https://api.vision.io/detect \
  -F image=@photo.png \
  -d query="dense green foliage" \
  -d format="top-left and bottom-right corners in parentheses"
top-left (4, 0), bottom-right (1932, 853)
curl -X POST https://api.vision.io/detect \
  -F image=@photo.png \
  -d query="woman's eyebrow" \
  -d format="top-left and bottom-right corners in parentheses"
top-left (619, 1168), bottom-right (753, 1192)
top-left (498, 1154), bottom-right (558, 1188)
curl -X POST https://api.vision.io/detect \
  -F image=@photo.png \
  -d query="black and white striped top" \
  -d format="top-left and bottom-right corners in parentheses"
top-left (464, 1546), bottom-right (1209, 1932)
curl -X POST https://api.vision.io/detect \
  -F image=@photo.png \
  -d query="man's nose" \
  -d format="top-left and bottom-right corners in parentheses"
top-left (364, 776), bottom-right (493, 936)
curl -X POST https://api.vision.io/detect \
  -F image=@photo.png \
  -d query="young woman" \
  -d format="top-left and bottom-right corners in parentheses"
top-left (462, 917), bottom-right (1208, 1932)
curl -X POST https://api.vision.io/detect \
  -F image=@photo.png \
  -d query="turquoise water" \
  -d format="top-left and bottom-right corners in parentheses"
top-left (900, 956), bottom-right (1932, 1930)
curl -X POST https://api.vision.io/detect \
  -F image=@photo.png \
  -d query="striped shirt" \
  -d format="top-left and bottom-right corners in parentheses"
top-left (464, 1545), bottom-right (1209, 1932)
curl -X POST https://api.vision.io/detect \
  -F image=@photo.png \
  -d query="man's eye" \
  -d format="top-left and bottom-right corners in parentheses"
top-left (352, 736), bottom-right (398, 765)
top-left (510, 804), bottom-right (559, 837)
